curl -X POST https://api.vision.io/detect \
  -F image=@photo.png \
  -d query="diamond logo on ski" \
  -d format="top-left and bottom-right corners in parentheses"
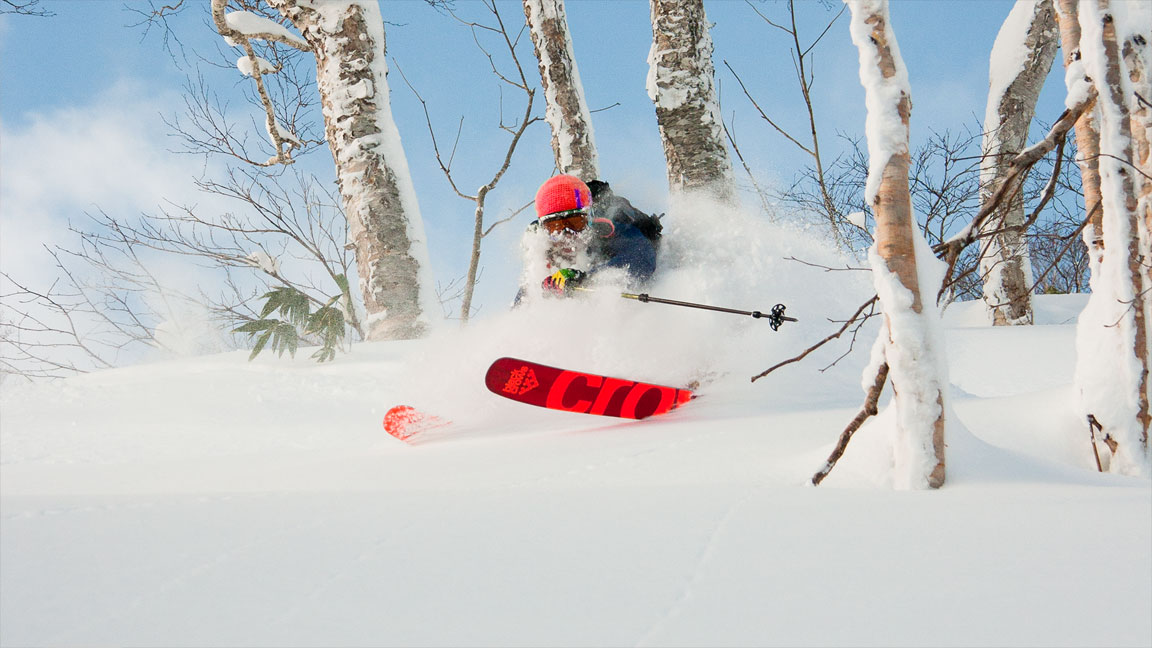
top-left (517, 368), bottom-right (539, 394)
top-left (502, 366), bottom-right (539, 395)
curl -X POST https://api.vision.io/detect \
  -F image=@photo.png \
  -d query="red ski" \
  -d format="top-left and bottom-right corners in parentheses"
top-left (484, 357), bottom-right (694, 420)
top-left (385, 358), bottom-right (694, 442)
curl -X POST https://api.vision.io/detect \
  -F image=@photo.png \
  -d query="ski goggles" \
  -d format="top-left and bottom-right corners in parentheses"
top-left (540, 210), bottom-right (588, 234)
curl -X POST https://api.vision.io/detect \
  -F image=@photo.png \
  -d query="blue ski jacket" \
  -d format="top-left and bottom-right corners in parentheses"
top-left (513, 218), bottom-right (658, 306)
top-left (585, 218), bottom-right (657, 282)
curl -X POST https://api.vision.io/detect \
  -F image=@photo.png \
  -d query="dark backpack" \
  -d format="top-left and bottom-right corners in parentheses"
top-left (628, 209), bottom-right (664, 244)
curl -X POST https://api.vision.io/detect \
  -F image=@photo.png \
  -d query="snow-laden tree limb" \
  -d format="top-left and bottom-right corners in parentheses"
top-left (212, 3), bottom-right (310, 51)
top-left (211, 0), bottom-right (308, 167)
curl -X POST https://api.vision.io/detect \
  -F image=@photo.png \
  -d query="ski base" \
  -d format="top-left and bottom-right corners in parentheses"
top-left (484, 357), bottom-right (693, 419)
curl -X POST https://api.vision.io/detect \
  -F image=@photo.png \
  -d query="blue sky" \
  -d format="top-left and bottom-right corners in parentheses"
top-left (1, 0), bottom-right (1072, 319)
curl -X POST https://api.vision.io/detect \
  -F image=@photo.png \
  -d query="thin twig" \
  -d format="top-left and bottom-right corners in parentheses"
top-left (724, 60), bottom-right (814, 156)
top-left (483, 199), bottom-right (535, 237)
top-left (785, 256), bottom-right (869, 272)
top-left (723, 118), bottom-right (774, 216)
top-left (751, 296), bottom-right (878, 382)
top-left (1026, 202), bottom-right (1098, 294)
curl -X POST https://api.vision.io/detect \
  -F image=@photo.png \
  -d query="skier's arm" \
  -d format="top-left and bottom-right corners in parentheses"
top-left (588, 227), bottom-right (657, 282)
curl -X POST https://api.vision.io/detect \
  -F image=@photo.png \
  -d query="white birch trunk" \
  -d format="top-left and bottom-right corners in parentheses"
top-left (1054, 0), bottom-right (1106, 273)
top-left (846, 0), bottom-right (948, 489)
top-left (1073, 0), bottom-right (1150, 476)
top-left (979, 0), bottom-right (1059, 326)
top-left (1123, 14), bottom-right (1152, 430)
top-left (523, 0), bottom-right (599, 180)
top-left (646, 0), bottom-right (736, 203)
top-left (265, 0), bottom-right (434, 341)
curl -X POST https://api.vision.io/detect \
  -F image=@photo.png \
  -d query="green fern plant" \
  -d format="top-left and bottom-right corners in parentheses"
top-left (235, 275), bottom-right (350, 362)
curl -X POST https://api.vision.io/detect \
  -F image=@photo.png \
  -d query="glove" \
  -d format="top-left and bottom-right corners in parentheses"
top-left (541, 268), bottom-right (586, 296)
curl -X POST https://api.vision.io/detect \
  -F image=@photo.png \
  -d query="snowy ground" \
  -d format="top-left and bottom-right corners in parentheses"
top-left (2, 285), bottom-right (1149, 646)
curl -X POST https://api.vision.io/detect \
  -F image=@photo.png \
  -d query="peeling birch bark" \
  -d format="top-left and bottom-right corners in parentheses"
top-left (266, 0), bottom-right (431, 340)
top-left (1074, 0), bottom-right (1150, 474)
top-left (523, 0), bottom-right (599, 180)
top-left (979, 0), bottom-right (1059, 326)
top-left (647, 0), bottom-right (736, 203)
top-left (1122, 26), bottom-right (1151, 427)
top-left (1054, 0), bottom-right (1106, 269)
top-left (847, 0), bottom-right (948, 489)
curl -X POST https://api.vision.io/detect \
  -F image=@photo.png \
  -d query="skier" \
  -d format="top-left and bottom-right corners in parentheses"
top-left (519, 174), bottom-right (661, 301)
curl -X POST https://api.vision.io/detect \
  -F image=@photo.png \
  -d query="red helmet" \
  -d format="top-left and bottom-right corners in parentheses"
top-left (535, 175), bottom-right (592, 220)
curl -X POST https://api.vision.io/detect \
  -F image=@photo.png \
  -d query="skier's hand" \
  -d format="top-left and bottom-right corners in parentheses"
top-left (542, 268), bottom-right (586, 296)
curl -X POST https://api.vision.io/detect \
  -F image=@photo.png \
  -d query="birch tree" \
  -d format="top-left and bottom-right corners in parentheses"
top-left (647, 0), bottom-right (736, 203)
top-left (978, 0), bottom-right (1059, 326)
top-left (213, 0), bottom-right (435, 341)
top-left (843, 0), bottom-right (947, 489)
top-left (523, 0), bottom-right (599, 180)
top-left (1123, 11), bottom-right (1151, 407)
top-left (1054, 0), bottom-right (1106, 268)
top-left (1073, 0), bottom-right (1150, 476)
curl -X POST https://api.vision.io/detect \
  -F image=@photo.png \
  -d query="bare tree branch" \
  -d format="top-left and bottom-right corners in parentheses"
top-left (398, 0), bottom-right (541, 322)
top-left (1, 0), bottom-right (54, 16)
top-left (726, 0), bottom-right (846, 245)
top-left (723, 116), bottom-right (775, 217)
top-left (724, 60), bottom-right (814, 156)
top-left (812, 360), bottom-right (889, 485)
top-left (751, 296), bottom-right (879, 382)
top-left (785, 256), bottom-right (869, 272)
top-left (934, 88), bottom-right (1097, 297)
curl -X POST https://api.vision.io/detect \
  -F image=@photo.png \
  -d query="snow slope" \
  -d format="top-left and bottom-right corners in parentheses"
top-left (2, 287), bottom-right (1149, 646)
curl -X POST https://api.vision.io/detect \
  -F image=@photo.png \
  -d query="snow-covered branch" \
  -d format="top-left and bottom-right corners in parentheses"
top-left (213, 4), bottom-right (310, 51)
top-left (211, 0), bottom-right (309, 166)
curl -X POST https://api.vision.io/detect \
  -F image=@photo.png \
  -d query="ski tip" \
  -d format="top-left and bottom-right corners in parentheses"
top-left (384, 405), bottom-right (425, 442)
top-left (384, 405), bottom-right (450, 442)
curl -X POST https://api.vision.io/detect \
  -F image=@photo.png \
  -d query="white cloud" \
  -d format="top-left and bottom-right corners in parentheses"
top-left (0, 80), bottom-right (214, 285)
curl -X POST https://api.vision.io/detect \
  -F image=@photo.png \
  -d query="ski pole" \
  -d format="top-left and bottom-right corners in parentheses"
top-left (620, 292), bottom-right (797, 331)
